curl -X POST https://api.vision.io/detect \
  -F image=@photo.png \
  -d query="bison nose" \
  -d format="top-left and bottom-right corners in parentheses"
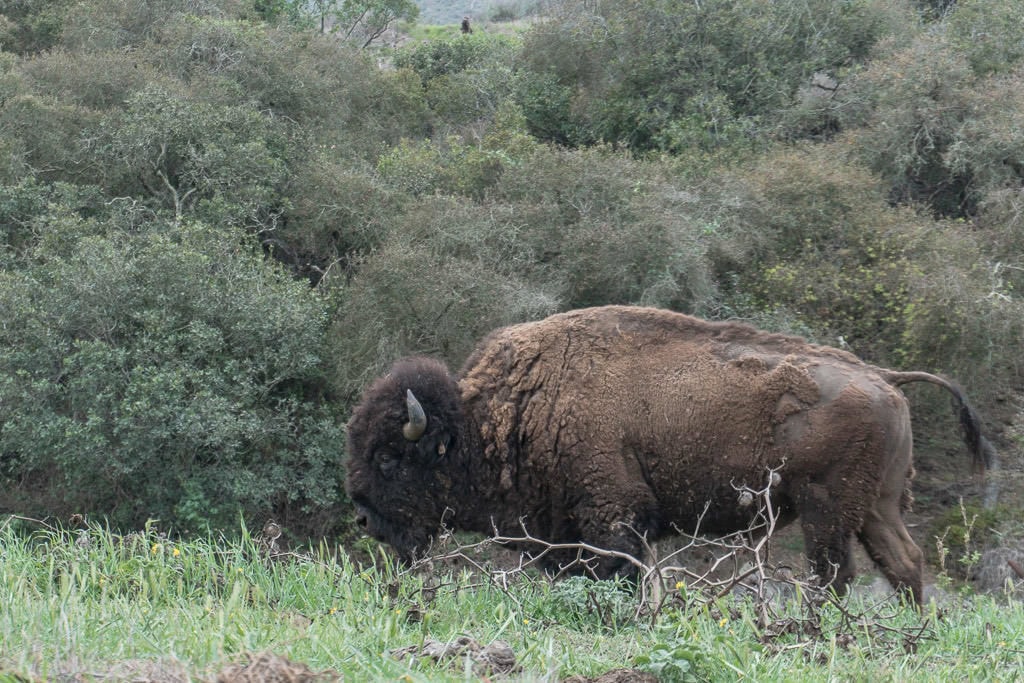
top-left (354, 504), bottom-right (370, 529)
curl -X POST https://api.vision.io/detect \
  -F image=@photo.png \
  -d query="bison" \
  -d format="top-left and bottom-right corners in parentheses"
top-left (345, 306), bottom-right (995, 604)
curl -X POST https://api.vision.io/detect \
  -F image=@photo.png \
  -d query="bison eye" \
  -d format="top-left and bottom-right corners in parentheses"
top-left (376, 451), bottom-right (399, 477)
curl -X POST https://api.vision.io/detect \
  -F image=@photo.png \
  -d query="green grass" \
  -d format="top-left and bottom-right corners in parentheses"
top-left (1, 517), bottom-right (1022, 681)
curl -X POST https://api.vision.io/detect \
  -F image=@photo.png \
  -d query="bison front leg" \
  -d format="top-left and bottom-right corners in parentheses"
top-left (798, 483), bottom-right (858, 596)
top-left (576, 495), bottom-right (661, 581)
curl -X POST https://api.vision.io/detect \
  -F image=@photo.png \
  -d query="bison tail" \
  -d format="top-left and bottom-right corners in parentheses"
top-left (881, 370), bottom-right (997, 480)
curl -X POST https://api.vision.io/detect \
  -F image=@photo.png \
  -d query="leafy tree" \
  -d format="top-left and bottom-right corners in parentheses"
top-left (330, 0), bottom-right (419, 47)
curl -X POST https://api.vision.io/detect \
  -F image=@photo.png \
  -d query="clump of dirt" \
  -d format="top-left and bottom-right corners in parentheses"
top-left (214, 652), bottom-right (337, 683)
top-left (390, 635), bottom-right (519, 677)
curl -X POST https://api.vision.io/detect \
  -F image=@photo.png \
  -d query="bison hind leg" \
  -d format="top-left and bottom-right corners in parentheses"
top-left (856, 498), bottom-right (924, 605)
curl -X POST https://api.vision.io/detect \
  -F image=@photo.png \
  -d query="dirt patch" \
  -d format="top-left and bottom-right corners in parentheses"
top-left (391, 635), bottom-right (519, 677)
top-left (213, 652), bottom-right (337, 683)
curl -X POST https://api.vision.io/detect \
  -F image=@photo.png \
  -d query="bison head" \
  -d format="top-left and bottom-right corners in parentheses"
top-left (345, 356), bottom-right (463, 562)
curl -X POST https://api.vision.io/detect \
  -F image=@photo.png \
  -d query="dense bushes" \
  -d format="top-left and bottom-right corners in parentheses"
top-left (700, 146), bottom-right (1024, 395)
top-left (0, 204), bottom-right (343, 535)
top-left (516, 0), bottom-right (914, 153)
top-left (0, 0), bottom-right (1021, 539)
top-left (836, 5), bottom-right (1024, 219)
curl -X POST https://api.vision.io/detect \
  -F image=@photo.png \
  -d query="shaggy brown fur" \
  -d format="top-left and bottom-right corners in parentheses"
top-left (345, 306), bottom-right (995, 604)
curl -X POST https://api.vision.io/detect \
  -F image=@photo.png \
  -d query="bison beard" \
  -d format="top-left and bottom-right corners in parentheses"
top-left (345, 306), bottom-right (995, 605)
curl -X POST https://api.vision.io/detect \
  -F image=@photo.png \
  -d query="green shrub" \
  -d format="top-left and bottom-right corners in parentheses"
top-left (707, 147), bottom-right (921, 357)
top-left (512, 69), bottom-right (584, 147)
top-left (96, 84), bottom-right (290, 231)
top-left (58, 0), bottom-right (249, 53)
top-left (394, 33), bottom-right (509, 84)
top-left (493, 145), bottom-right (718, 311)
top-left (376, 135), bottom-right (511, 199)
top-left (20, 49), bottom-right (166, 111)
top-left (838, 33), bottom-right (974, 216)
top-left (533, 576), bottom-right (635, 632)
top-left (518, 0), bottom-right (906, 152)
top-left (898, 227), bottom-right (1024, 392)
top-left (393, 33), bottom-right (519, 130)
top-left (277, 155), bottom-right (402, 286)
top-left (0, 216), bottom-right (343, 536)
top-left (0, 179), bottom-right (108, 268)
top-left (0, 0), bottom-right (74, 54)
top-left (327, 196), bottom-right (561, 397)
top-left (701, 144), bottom-right (1024, 401)
top-left (947, 0), bottom-right (1024, 76)
top-left (0, 93), bottom-right (101, 186)
top-left (374, 105), bottom-right (538, 201)
top-left (943, 68), bottom-right (1024, 243)
top-left (929, 502), bottom-right (1007, 581)
top-left (839, 22), bottom-right (1024, 220)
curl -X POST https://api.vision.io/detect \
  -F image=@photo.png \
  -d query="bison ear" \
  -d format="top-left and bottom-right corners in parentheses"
top-left (417, 431), bottom-right (452, 466)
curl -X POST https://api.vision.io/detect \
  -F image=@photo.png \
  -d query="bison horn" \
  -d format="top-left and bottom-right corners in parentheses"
top-left (403, 389), bottom-right (427, 441)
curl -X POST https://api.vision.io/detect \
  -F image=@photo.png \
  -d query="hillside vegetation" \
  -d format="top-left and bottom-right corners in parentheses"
top-left (0, 0), bottom-right (1021, 549)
